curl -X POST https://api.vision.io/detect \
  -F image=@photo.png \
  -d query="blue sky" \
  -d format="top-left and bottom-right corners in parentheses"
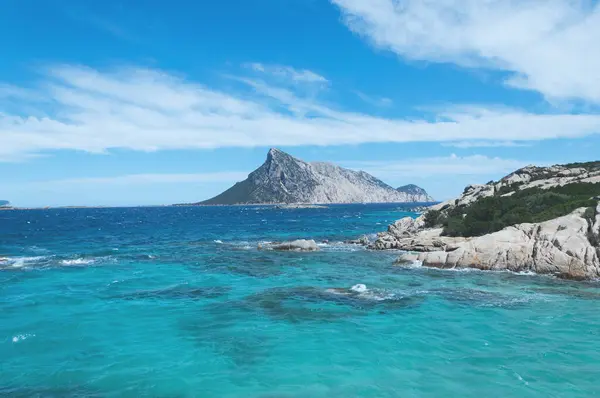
top-left (1, 0), bottom-right (600, 207)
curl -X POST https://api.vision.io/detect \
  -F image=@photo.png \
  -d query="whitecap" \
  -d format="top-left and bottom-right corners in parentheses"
top-left (319, 242), bottom-right (366, 252)
top-left (1, 256), bottom-right (49, 269)
top-left (12, 333), bottom-right (35, 343)
top-left (60, 258), bottom-right (96, 266)
top-left (328, 284), bottom-right (398, 302)
top-left (214, 240), bottom-right (224, 244)
top-left (350, 284), bottom-right (368, 293)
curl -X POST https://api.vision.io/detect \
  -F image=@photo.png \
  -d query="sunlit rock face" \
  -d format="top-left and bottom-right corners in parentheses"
top-left (198, 148), bottom-right (433, 205)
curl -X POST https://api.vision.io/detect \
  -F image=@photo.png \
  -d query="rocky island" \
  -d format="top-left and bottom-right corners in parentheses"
top-left (372, 162), bottom-right (600, 280)
top-left (396, 184), bottom-right (434, 202)
top-left (194, 148), bottom-right (433, 205)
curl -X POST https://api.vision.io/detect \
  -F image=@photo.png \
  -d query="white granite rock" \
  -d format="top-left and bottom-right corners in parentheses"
top-left (394, 208), bottom-right (600, 280)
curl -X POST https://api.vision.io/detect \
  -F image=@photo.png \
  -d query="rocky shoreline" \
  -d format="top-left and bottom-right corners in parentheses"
top-left (369, 163), bottom-right (600, 280)
top-left (370, 204), bottom-right (600, 280)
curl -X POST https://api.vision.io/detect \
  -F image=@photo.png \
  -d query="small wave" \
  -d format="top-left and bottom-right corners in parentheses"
top-left (62, 256), bottom-right (117, 266)
top-left (214, 240), bottom-right (224, 244)
top-left (320, 242), bottom-right (366, 252)
top-left (12, 333), bottom-right (35, 343)
top-left (327, 284), bottom-right (399, 302)
top-left (26, 246), bottom-right (49, 254)
top-left (1, 256), bottom-right (49, 269)
top-left (60, 258), bottom-right (96, 266)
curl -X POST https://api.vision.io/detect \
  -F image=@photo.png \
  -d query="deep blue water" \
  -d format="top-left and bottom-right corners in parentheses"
top-left (1, 204), bottom-right (600, 397)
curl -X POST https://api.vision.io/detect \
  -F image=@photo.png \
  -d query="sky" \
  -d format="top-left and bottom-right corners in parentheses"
top-left (1, 0), bottom-right (600, 207)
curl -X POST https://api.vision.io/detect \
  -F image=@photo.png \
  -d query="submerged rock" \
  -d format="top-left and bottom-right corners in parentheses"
top-left (110, 285), bottom-right (230, 301)
top-left (258, 239), bottom-right (319, 252)
top-left (240, 285), bottom-right (422, 323)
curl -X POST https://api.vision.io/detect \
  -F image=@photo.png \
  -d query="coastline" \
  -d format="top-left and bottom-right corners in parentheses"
top-left (369, 163), bottom-right (600, 281)
top-left (2, 202), bottom-right (437, 211)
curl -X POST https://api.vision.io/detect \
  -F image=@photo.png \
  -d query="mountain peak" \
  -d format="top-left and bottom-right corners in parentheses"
top-left (197, 149), bottom-right (434, 205)
top-left (266, 147), bottom-right (287, 161)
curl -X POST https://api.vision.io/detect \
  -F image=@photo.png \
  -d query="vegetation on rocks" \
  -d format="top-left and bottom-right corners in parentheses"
top-left (425, 183), bottom-right (600, 237)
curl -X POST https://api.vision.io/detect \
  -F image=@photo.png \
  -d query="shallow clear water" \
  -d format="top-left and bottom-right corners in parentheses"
top-left (1, 205), bottom-right (599, 397)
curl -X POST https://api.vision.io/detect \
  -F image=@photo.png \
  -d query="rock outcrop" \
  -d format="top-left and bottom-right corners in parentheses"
top-left (197, 148), bottom-right (432, 205)
top-left (373, 209), bottom-right (600, 280)
top-left (373, 161), bottom-right (600, 280)
top-left (382, 208), bottom-right (600, 280)
top-left (258, 239), bottom-right (320, 252)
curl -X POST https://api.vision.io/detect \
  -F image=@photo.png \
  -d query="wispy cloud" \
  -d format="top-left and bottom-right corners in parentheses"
top-left (0, 84), bottom-right (41, 101)
top-left (243, 63), bottom-right (329, 84)
top-left (38, 172), bottom-right (249, 186)
top-left (331, 0), bottom-right (600, 104)
top-left (11, 172), bottom-right (249, 190)
top-left (1, 64), bottom-right (600, 161)
top-left (64, 7), bottom-right (140, 43)
top-left (344, 154), bottom-right (540, 179)
top-left (441, 141), bottom-right (533, 148)
top-left (353, 90), bottom-right (393, 107)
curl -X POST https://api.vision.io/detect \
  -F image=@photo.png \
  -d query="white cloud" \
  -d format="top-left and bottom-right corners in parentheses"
top-left (24, 172), bottom-right (250, 187)
top-left (244, 62), bottom-right (329, 84)
top-left (353, 90), bottom-right (393, 107)
top-left (345, 154), bottom-right (539, 179)
top-left (441, 140), bottom-right (532, 148)
top-left (331, 0), bottom-right (600, 104)
top-left (1, 64), bottom-right (600, 161)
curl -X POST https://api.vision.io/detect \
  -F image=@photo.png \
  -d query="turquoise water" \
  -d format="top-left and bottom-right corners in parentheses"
top-left (1, 205), bottom-right (599, 397)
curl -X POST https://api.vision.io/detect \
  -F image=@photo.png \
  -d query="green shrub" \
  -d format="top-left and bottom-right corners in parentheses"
top-left (584, 206), bottom-right (597, 221)
top-left (441, 183), bottom-right (600, 237)
top-left (424, 210), bottom-right (441, 228)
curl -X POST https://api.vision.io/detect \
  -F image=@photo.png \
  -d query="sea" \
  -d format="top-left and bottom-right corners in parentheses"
top-left (1, 204), bottom-right (599, 397)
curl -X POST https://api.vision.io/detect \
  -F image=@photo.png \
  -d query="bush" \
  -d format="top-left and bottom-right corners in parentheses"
top-left (441, 183), bottom-right (600, 237)
top-left (424, 210), bottom-right (441, 228)
top-left (584, 206), bottom-right (597, 221)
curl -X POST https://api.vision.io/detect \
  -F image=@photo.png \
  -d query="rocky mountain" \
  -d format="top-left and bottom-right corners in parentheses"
top-left (372, 161), bottom-right (600, 280)
top-left (396, 184), bottom-right (434, 202)
top-left (198, 148), bottom-right (433, 205)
